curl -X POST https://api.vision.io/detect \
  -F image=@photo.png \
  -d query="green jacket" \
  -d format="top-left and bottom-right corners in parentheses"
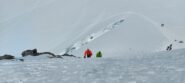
top-left (96, 51), bottom-right (102, 58)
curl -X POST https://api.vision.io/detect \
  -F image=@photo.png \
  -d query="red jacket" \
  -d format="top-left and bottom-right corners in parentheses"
top-left (84, 49), bottom-right (92, 58)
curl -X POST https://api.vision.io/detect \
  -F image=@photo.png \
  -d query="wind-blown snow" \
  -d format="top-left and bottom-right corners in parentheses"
top-left (0, 49), bottom-right (185, 83)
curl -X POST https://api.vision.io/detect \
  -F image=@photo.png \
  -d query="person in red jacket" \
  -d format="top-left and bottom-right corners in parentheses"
top-left (84, 48), bottom-right (92, 58)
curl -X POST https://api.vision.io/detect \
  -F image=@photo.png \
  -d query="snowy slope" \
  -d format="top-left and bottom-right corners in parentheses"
top-left (70, 13), bottom-right (169, 57)
top-left (1, 0), bottom-right (185, 83)
top-left (0, 49), bottom-right (185, 83)
top-left (0, 0), bottom-right (185, 56)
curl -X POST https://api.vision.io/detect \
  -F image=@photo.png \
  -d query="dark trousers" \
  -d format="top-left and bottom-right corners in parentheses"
top-left (87, 54), bottom-right (91, 58)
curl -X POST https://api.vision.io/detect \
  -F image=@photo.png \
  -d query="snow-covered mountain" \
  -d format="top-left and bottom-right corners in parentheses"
top-left (0, 0), bottom-right (185, 57)
top-left (0, 0), bottom-right (185, 83)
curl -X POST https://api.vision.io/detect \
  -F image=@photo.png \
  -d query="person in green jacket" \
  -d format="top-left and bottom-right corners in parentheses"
top-left (96, 51), bottom-right (102, 58)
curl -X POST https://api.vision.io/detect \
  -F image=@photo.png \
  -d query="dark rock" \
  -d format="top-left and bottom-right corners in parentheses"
top-left (161, 24), bottom-right (164, 27)
top-left (179, 41), bottom-right (184, 43)
top-left (21, 49), bottom-right (63, 59)
top-left (0, 54), bottom-right (15, 60)
top-left (19, 59), bottom-right (24, 62)
top-left (22, 49), bottom-right (38, 57)
top-left (62, 54), bottom-right (80, 58)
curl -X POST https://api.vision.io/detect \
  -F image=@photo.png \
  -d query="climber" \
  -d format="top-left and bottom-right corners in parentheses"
top-left (96, 51), bottom-right (102, 58)
top-left (166, 44), bottom-right (173, 51)
top-left (84, 49), bottom-right (93, 58)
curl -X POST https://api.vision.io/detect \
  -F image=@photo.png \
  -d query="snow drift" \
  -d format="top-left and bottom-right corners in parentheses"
top-left (0, 48), bottom-right (185, 83)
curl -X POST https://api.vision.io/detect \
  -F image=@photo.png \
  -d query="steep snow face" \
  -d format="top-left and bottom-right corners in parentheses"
top-left (0, 0), bottom-right (185, 56)
top-left (71, 14), bottom-right (168, 57)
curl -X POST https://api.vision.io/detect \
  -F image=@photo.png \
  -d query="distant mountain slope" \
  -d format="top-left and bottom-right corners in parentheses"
top-left (0, 0), bottom-right (184, 56)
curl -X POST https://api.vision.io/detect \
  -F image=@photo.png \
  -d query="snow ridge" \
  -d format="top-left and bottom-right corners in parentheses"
top-left (61, 19), bottom-right (125, 54)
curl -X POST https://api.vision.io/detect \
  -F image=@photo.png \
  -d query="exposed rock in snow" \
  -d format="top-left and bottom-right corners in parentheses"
top-left (0, 49), bottom-right (185, 83)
